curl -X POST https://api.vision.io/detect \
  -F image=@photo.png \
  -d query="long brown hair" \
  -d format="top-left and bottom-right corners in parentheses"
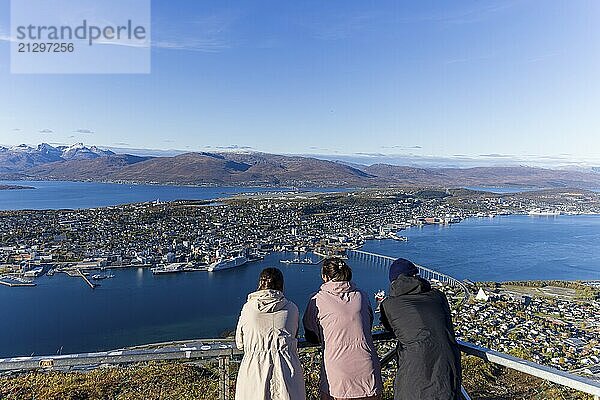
top-left (257, 267), bottom-right (284, 291)
top-left (321, 257), bottom-right (352, 282)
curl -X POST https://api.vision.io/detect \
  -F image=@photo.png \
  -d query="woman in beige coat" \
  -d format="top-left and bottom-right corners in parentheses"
top-left (303, 258), bottom-right (383, 400)
top-left (235, 267), bottom-right (306, 400)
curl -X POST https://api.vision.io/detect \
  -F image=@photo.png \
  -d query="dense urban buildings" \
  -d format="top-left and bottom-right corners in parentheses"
top-left (1, 188), bottom-right (599, 378)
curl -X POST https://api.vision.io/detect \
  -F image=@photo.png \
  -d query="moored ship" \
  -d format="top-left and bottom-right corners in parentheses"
top-left (151, 263), bottom-right (187, 275)
top-left (207, 255), bottom-right (248, 272)
top-left (528, 209), bottom-right (561, 216)
top-left (280, 257), bottom-right (318, 265)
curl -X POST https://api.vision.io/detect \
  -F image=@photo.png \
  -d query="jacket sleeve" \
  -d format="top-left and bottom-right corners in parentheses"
top-left (235, 304), bottom-right (246, 350)
top-left (290, 302), bottom-right (300, 338)
top-left (438, 290), bottom-right (457, 337)
top-left (302, 296), bottom-right (321, 344)
top-left (365, 292), bottom-right (374, 326)
top-left (379, 301), bottom-right (394, 335)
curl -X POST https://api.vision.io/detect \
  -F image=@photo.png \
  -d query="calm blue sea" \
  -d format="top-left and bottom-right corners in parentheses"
top-left (0, 215), bottom-right (599, 357)
top-left (464, 186), bottom-right (538, 193)
top-left (0, 180), bottom-right (344, 210)
top-left (466, 186), bottom-right (600, 194)
top-left (0, 182), bottom-right (599, 357)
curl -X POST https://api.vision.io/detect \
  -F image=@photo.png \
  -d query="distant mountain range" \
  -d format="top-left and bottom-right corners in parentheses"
top-left (0, 143), bottom-right (114, 174)
top-left (1, 143), bottom-right (599, 189)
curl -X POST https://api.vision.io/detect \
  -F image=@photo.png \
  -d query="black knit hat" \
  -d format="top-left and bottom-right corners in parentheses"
top-left (389, 258), bottom-right (419, 282)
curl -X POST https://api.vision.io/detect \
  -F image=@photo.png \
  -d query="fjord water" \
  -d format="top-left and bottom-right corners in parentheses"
top-left (0, 215), bottom-right (599, 357)
top-left (0, 180), bottom-right (312, 210)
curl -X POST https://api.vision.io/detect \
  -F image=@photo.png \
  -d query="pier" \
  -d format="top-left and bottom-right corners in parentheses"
top-left (76, 269), bottom-right (98, 289)
top-left (0, 279), bottom-right (36, 287)
top-left (0, 275), bottom-right (37, 287)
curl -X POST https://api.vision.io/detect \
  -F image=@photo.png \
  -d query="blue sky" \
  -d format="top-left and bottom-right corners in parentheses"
top-left (0, 0), bottom-right (599, 166)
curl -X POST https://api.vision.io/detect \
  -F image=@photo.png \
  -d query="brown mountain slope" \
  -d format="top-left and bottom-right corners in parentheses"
top-left (26, 155), bottom-right (149, 181)
top-left (109, 153), bottom-right (250, 184)
top-left (19, 151), bottom-right (600, 189)
top-left (227, 153), bottom-right (375, 186)
top-left (364, 164), bottom-right (600, 188)
top-left (107, 152), bottom-right (376, 186)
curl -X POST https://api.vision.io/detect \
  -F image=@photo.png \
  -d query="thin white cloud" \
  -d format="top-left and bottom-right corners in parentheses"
top-left (445, 53), bottom-right (497, 65)
top-left (152, 12), bottom-right (236, 52)
top-left (381, 145), bottom-right (422, 150)
top-left (399, 2), bottom-right (515, 25)
top-left (479, 153), bottom-right (513, 158)
top-left (0, 31), bottom-right (15, 43)
top-left (152, 38), bottom-right (230, 52)
top-left (95, 39), bottom-right (150, 48)
top-left (316, 151), bottom-right (600, 169)
top-left (4, 33), bottom-right (222, 52)
top-left (303, 12), bottom-right (377, 41)
top-left (521, 52), bottom-right (560, 64)
top-left (215, 144), bottom-right (254, 150)
top-left (0, 19), bottom-right (230, 53)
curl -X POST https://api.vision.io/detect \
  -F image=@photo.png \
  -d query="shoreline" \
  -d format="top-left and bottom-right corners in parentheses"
top-left (0, 184), bottom-right (35, 191)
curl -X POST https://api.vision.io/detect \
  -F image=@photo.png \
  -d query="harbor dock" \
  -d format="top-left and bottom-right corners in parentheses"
top-left (0, 275), bottom-right (37, 287)
top-left (0, 279), bottom-right (36, 287)
top-left (76, 269), bottom-right (98, 289)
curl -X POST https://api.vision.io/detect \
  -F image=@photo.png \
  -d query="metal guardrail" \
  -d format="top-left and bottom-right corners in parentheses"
top-left (458, 340), bottom-right (600, 399)
top-left (1, 333), bottom-right (599, 398)
top-left (0, 342), bottom-right (240, 371)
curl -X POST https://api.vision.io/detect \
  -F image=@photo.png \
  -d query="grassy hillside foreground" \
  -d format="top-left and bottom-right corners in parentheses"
top-left (0, 355), bottom-right (592, 400)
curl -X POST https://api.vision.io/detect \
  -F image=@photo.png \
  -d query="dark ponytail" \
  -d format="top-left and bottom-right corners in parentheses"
top-left (257, 267), bottom-right (284, 291)
top-left (321, 257), bottom-right (352, 282)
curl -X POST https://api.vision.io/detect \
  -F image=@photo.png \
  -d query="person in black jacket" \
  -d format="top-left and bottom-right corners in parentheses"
top-left (380, 258), bottom-right (462, 400)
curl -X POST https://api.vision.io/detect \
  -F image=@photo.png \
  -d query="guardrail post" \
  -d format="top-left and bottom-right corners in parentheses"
top-left (225, 356), bottom-right (230, 400)
top-left (219, 355), bottom-right (230, 400)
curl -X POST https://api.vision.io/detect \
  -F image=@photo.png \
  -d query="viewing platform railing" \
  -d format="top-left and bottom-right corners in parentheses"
top-left (1, 333), bottom-right (599, 399)
top-left (1, 251), bottom-right (598, 399)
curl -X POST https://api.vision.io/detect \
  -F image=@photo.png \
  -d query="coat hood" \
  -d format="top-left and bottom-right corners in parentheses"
top-left (388, 275), bottom-right (431, 297)
top-left (247, 289), bottom-right (289, 313)
top-left (320, 280), bottom-right (357, 301)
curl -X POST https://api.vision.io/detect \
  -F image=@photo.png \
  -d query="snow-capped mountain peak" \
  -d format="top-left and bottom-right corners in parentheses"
top-left (37, 143), bottom-right (61, 157)
top-left (10, 144), bottom-right (35, 152)
top-left (60, 143), bottom-right (114, 160)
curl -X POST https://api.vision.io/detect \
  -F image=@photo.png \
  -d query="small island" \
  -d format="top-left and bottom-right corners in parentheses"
top-left (0, 185), bottom-right (35, 190)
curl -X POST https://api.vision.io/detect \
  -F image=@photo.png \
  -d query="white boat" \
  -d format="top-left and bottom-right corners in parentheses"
top-left (280, 257), bottom-right (317, 265)
top-left (151, 263), bottom-right (186, 275)
top-left (390, 234), bottom-right (408, 241)
top-left (208, 256), bottom-right (248, 272)
top-left (92, 274), bottom-right (114, 280)
top-left (528, 209), bottom-right (561, 216)
top-left (23, 267), bottom-right (44, 278)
